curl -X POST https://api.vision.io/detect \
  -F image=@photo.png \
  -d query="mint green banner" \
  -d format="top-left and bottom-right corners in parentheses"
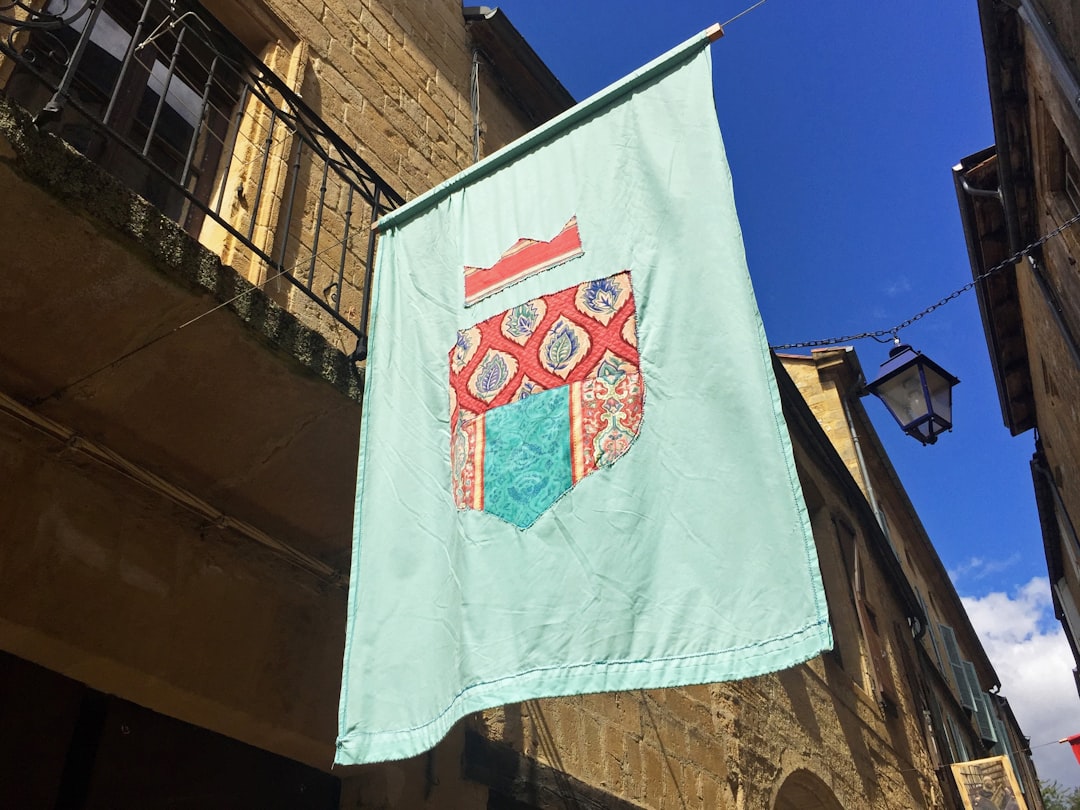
top-left (337, 31), bottom-right (831, 766)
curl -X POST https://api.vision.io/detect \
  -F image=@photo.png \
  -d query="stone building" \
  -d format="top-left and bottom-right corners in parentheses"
top-left (0, 0), bottom-right (1040, 807)
top-left (954, 1), bottom-right (1080, 692)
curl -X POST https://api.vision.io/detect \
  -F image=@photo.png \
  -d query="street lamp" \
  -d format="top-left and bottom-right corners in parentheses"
top-left (864, 343), bottom-right (960, 445)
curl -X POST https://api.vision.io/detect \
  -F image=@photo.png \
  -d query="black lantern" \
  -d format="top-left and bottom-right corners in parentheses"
top-left (864, 344), bottom-right (960, 445)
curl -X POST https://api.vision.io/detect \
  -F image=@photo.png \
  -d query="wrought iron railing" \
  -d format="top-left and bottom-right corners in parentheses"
top-left (1, 0), bottom-right (404, 358)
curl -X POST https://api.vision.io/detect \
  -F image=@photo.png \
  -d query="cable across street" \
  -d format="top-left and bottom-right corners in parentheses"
top-left (770, 210), bottom-right (1080, 351)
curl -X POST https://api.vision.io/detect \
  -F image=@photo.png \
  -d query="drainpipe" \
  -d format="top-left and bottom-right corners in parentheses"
top-left (958, 175), bottom-right (1002, 201)
top-left (470, 48), bottom-right (482, 164)
top-left (841, 391), bottom-right (883, 532)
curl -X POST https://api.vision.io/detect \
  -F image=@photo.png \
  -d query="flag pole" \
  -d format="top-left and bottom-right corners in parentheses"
top-left (706, 23), bottom-right (724, 41)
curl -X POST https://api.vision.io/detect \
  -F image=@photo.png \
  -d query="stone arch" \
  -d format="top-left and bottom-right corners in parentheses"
top-left (773, 768), bottom-right (846, 810)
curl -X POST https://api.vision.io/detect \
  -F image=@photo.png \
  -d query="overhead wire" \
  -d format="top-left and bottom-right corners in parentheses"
top-left (771, 209), bottom-right (1080, 350)
top-left (37, 230), bottom-right (362, 404)
top-left (0, 389), bottom-right (344, 585)
top-left (721, 0), bottom-right (768, 28)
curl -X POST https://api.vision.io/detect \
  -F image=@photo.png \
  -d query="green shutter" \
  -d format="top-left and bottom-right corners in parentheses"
top-left (965, 674), bottom-right (997, 744)
top-left (917, 591), bottom-right (946, 673)
top-left (939, 624), bottom-right (976, 711)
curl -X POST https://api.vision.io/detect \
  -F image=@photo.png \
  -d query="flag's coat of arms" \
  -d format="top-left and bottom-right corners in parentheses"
top-left (337, 32), bottom-right (832, 768)
top-left (450, 260), bottom-right (643, 527)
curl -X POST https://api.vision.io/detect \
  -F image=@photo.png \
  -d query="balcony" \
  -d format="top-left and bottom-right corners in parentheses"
top-left (1, 0), bottom-right (404, 355)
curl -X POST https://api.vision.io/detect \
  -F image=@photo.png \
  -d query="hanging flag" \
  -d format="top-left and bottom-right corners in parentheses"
top-left (336, 27), bottom-right (832, 766)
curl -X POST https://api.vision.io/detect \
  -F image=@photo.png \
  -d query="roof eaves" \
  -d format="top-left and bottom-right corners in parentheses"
top-left (952, 149), bottom-right (1035, 435)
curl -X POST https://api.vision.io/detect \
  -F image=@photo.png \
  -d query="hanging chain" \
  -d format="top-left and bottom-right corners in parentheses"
top-left (770, 209), bottom-right (1080, 350)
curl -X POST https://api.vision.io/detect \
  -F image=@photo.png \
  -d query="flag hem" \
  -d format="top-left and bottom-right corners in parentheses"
top-left (335, 618), bottom-right (831, 765)
top-left (337, 223), bottom-right (390, 753)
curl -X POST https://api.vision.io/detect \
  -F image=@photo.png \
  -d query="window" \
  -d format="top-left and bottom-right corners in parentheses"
top-left (1041, 112), bottom-right (1080, 265)
top-left (5, 0), bottom-right (248, 236)
top-left (925, 689), bottom-right (960, 766)
top-left (1039, 101), bottom-right (1080, 215)
top-left (1061, 134), bottom-right (1080, 214)
top-left (824, 516), bottom-right (870, 686)
top-left (876, 506), bottom-right (896, 556)
top-left (1054, 578), bottom-right (1080, 659)
top-left (965, 661), bottom-right (997, 744)
top-left (987, 697), bottom-right (1028, 796)
top-left (3, 0), bottom-right (397, 344)
top-left (937, 623), bottom-right (997, 743)
top-left (1033, 453), bottom-right (1080, 662)
top-left (946, 714), bottom-right (970, 763)
top-left (5, 0), bottom-right (259, 234)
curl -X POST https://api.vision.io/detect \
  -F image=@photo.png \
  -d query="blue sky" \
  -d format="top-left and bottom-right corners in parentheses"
top-left (492, 0), bottom-right (1080, 788)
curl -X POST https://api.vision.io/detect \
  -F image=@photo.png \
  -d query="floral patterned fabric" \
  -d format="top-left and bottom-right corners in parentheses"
top-left (449, 271), bottom-right (643, 526)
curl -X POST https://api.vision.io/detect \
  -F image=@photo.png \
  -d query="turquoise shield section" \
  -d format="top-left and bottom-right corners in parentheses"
top-left (483, 386), bottom-right (572, 528)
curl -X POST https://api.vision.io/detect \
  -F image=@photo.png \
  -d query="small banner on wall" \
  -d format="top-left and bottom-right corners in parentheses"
top-left (336, 27), bottom-right (832, 766)
top-left (951, 756), bottom-right (1027, 810)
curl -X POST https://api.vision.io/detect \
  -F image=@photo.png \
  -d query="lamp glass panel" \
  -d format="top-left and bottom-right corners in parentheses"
top-left (926, 369), bottom-right (954, 425)
top-left (876, 370), bottom-right (930, 428)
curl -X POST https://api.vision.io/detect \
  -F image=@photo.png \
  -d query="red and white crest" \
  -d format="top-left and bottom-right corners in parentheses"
top-left (449, 220), bottom-right (644, 527)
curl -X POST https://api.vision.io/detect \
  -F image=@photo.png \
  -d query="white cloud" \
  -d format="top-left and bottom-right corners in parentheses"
top-left (961, 577), bottom-right (1080, 789)
top-left (884, 276), bottom-right (912, 297)
top-left (950, 554), bottom-right (1023, 584)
